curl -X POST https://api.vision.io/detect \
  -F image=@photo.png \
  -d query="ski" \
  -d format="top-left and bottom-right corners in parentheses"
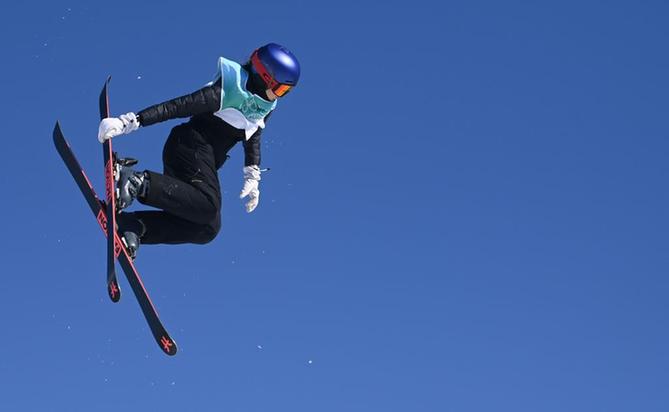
top-left (53, 122), bottom-right (178, 356)
top-left (99, 77), bottom-right (122, 303)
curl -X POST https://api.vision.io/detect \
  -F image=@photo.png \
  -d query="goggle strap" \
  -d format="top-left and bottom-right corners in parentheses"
top-left (251, 51), bottom-right (278, 89)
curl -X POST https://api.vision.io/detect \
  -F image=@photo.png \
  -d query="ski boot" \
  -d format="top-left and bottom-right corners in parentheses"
top-left (117, 213), bottom-right (145, 260)
top-left (114, 155), bottom-right (149, 210)
top-left (122, 231), bottom-right (140, 260)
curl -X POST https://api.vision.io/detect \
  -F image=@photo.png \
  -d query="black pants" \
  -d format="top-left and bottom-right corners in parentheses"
top-left (122, 124), bottom-right (225, 245)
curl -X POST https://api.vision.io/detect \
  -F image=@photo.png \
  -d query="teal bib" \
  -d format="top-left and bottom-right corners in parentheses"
top-left (212, 57), bottom-right (277, 138)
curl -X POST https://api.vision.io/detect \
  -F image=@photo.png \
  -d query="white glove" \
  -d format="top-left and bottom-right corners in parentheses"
top-left (240, 165), bottom-right (261, 213)
top-left (98, 112), bottom-right (140, 143)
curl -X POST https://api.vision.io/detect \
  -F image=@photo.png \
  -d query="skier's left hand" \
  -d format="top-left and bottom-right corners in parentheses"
top-left (240, 165), bottom-right (261, 213)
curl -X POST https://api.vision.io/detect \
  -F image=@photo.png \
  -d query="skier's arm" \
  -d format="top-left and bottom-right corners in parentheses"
top-left (243, 131), bottom-right (262, 167)
top-left (240, 111), bottom-right (273, 213)
top-left (137, 78), bottom-right (222, 126)
top-left (242, 111), bottom-right (272, 166)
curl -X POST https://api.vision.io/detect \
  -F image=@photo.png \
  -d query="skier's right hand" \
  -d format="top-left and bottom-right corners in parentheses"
top-left (98, 112), bottom-right (140, 143)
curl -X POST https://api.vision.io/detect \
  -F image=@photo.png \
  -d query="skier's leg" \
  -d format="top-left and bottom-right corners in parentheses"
top-left (117, 124), bottom-right (224, 247)
top-left (139, 124), bottom-right (222, 225)
top-left (123, 210), bottom-right (221, 245)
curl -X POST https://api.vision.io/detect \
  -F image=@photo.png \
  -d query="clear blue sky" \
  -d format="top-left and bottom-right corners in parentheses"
top-left (1, 0), bottom-right (668, 410)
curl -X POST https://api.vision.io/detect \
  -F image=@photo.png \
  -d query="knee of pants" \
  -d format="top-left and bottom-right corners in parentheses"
top-left (194, 194), bottom-right (221, 225)
top-left (200, 205), bottom-right (220, 225)
top-left (194, 215), bottom-right (221, 244)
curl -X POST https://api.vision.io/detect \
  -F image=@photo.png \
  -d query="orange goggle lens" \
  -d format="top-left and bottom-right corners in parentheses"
top-left (273, 84), bottom-right (293, 97)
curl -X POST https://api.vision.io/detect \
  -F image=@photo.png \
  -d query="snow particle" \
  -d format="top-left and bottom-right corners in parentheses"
top-left (257, 345), bottom-right (263, 350)
top-left (308, 360), bottom-right (313, 365)
top-left (137, 75), bottom-right (142, 80)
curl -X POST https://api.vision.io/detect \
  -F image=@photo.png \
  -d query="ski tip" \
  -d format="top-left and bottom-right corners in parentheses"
top-left (52, 122), bottom-right (67, 148)
top-left (53, 121), bottom-right (62, 137)
top-left (100, 76), bottom-right (112, 120)
top-left (159, 335), bottom-right (178, 356)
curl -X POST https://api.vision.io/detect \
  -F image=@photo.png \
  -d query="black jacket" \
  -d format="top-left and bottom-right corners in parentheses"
top-left (136, 66), bottom-right (272, 167)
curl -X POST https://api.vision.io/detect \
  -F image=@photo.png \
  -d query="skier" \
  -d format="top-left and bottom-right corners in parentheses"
top-left (97, 43), bottom-right (300, 258)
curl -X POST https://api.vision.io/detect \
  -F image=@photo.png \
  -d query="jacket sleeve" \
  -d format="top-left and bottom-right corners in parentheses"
top-left (243, 130), bottom-right (262, 167)
top-left (137, 78), bottom-right (222, 126)
top-left (242, 111), bottom-right (273, 167)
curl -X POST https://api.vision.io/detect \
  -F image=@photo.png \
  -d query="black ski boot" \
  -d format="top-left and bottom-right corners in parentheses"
top-left (122, 231), bottom-right (141, 260)
top-left (118, 213), bottom-right (145, 260)
top-left (115, 157), bottom-right (149, 210)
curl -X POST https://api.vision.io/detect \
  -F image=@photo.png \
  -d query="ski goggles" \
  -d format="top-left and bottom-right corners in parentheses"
top-left (251, 51), bottom-right (294, 97)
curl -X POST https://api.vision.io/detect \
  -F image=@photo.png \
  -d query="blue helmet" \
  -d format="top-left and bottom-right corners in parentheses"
top-left (250, 43), bottom-right (300, 97)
